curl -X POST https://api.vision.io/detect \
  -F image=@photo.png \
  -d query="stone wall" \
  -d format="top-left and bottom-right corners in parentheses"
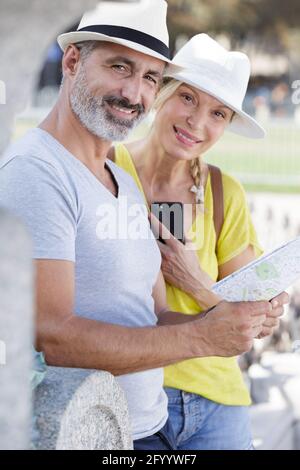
top-left (34, 367), bottom-right (133, 450)
top-left (0, 0), bottom-right (100, 155)
top-left (0, 210), bottom-right (33, 450)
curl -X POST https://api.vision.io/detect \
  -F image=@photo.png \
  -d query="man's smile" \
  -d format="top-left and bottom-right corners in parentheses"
top-left (107, 102), bottom-right (137, 118)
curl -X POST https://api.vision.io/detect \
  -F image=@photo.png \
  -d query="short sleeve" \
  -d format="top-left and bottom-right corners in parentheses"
top-left (0, 155), bottom-right (77, 261)
top-left (217, 173), bottom-right (263, 266)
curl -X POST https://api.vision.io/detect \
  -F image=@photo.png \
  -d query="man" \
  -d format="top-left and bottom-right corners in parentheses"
top-left (0, 1), bottom-right (287, 449)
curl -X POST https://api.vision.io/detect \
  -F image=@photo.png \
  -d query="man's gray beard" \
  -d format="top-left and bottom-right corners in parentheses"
top-left (70, 66), bottom-right (145, 142)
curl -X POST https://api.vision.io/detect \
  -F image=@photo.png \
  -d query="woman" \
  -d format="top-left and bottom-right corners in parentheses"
top-left (110, 34), bottom-right (266, 450)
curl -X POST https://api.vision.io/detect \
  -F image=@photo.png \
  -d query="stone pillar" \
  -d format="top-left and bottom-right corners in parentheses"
top-left (0, 0), bottom-right (100, 155)
top-left (0, 0), bottom-right (138, 450)
top-left (0, 210), bottom-right (34, 450)
top-left (34, 367), bottom-right (133, 450)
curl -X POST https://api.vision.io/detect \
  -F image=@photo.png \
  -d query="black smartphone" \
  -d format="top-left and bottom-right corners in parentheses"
top-left (151, 202), bottom-right (185, 244)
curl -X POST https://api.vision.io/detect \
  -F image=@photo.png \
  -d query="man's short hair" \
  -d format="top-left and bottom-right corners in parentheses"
top-left (60, 40), bottom-right (100, 87)
top-left (75, 41), bottom-right (101, 62)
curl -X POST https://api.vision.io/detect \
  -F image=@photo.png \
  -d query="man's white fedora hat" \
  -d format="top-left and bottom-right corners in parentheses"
top-left (57, 0), bottom-right (173, 65)
top-left (165, 34), bottom-right (265, 139)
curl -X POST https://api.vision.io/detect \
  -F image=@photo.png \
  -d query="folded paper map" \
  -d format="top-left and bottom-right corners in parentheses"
top-left (212, 236), bottom-right (300, 301)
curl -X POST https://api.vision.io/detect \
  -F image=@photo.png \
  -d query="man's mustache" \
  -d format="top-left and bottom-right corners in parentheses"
top-left (102, 96), bottom-right (145, 117)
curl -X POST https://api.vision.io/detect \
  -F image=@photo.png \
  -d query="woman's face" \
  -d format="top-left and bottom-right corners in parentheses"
top-left (153, 83), bottom-right (234, 161)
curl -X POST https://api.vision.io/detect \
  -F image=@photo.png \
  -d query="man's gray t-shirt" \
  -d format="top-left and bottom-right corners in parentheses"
top-left (0, 128), bottom-right (168, 440)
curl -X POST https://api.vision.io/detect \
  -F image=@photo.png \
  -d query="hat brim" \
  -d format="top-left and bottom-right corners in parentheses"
top-left (57, 31), bottom-right (180, 68)
top-left (164, 69), bottom-right (266, 139)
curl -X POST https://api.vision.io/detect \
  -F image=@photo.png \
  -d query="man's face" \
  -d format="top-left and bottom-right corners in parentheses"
top-left (69, 42), bottom-right (165, 141)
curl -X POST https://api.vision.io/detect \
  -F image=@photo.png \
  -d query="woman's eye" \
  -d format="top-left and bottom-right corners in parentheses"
top-left (181, 94), bottom-right (193, 103)
top-left (214, 111), bottom-right (225, 119)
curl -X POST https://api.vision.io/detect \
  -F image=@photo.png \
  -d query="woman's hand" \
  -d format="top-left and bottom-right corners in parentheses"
top-left (255, 292), bottom-right (289, 339)
top-left (158, 235), bottom-right (213, 294)
top-left (149, 213), bottom-right (221, 309)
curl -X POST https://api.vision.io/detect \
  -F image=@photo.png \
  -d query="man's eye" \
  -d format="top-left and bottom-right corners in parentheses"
top-left (112, 64), bottom-right (127, 72)
top-left (145, 75), bottom-right (157, 84)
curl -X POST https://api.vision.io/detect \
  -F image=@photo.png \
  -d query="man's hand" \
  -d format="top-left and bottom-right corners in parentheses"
top-left (191, 300), bottom-right (271, 357)
top-left (255, 291), bottom-right (289, 339)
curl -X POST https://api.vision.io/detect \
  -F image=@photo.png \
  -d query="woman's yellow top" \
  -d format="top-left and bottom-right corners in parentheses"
top-left (114, 143), bottom-right (263, 406)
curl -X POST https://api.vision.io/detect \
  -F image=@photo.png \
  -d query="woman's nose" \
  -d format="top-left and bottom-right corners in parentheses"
top-left (187, 109), bottom-right (206, 131)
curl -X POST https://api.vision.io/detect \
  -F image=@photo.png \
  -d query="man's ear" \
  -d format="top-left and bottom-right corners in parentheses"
top-left (62, 45), bottom-right (81, 79)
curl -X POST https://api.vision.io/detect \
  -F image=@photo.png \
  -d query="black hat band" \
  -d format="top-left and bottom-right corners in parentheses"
top-left (77, 25), bottom-right (170, 59)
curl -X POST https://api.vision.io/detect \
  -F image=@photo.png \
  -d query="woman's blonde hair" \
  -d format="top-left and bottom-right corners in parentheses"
top-left (153, 79), bottom-right (182, 111)
top-left (153, 79), bottom-right (205, 208)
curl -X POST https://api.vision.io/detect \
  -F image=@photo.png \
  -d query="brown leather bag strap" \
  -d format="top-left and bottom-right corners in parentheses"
top-left (208, 164), bottom-right (224, 250)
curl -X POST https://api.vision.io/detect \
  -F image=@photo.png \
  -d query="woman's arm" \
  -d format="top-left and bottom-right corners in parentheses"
top-left (218, 245), bottom-right (256, 279)
top-left (148, 212), bottom-right (220, 309)
top-left (158, 235), bottom-right (221, 310)
top-left (152, 271), bottom-right (203, 325)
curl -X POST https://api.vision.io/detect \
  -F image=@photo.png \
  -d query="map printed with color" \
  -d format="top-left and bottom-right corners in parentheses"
top-left (212, 236), bottom-right (300, 301)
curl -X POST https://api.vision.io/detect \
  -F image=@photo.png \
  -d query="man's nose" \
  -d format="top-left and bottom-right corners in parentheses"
top-left (120, 74), bottom-right (143, 106)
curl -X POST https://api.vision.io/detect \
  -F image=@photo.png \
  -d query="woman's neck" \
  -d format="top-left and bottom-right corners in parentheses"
top-left (132, 131), bottom-right (192, 191)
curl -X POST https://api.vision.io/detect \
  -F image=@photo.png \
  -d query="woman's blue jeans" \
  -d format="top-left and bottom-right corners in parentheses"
top-left (164, 387), bottom-right (254, 450)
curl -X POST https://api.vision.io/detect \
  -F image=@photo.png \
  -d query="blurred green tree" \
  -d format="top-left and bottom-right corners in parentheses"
top-left (167, 0), bottom-right (300, 54)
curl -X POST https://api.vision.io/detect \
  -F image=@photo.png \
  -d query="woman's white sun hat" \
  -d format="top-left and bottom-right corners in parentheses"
top-left (165, 34), bottom-right (265, 139)
top-left (57, 0), bottom-right (175, 66)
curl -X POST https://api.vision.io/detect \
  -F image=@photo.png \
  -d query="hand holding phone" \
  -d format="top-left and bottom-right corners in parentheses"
top-left (150, 202), bottom-right (185, 244)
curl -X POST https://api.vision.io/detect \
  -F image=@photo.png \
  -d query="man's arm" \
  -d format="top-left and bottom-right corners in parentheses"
top-left (151, 221), bottom-right (288, 337)
top-left (36, 260), bottom-right (196, 375)
top-left (152, 267), bottom-right (288, 338)
top-left (36, 260), bottom-right (273, 375)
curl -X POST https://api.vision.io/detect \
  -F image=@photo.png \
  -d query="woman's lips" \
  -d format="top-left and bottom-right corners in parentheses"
top-left (173, 126), bottom-right (202, 147)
